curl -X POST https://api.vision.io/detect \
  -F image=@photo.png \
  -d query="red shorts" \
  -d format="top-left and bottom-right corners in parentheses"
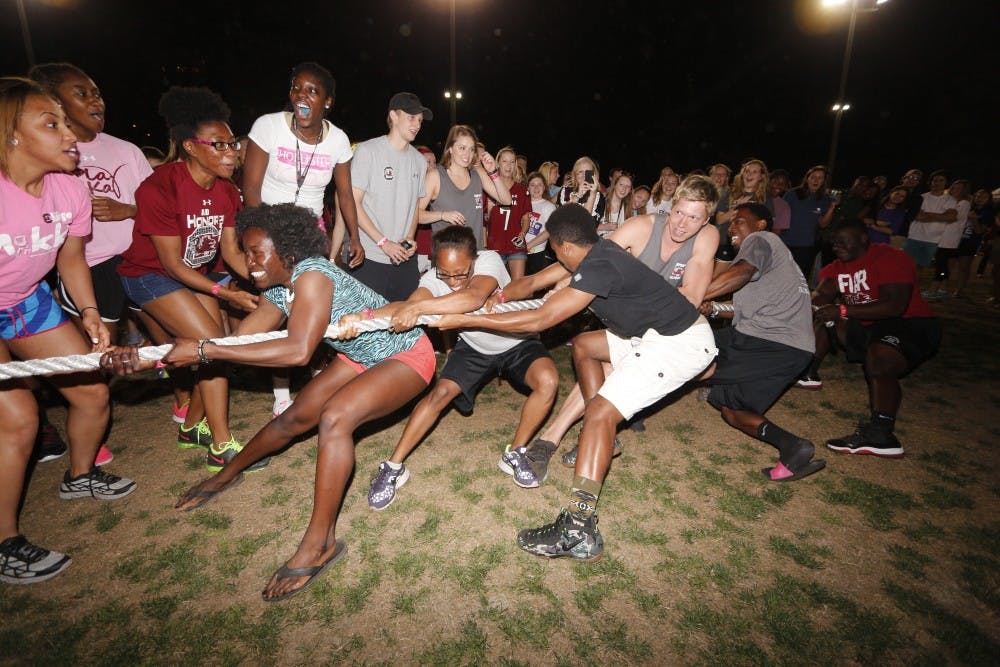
top-left (336, 334), bottom-right (436, 384)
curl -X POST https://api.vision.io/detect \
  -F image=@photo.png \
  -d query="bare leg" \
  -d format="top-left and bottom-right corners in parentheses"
top-left (0, 340), bottom-right (38, 541)
top-left (9, 324), bottom-right (108, 477)
top-left (262, 360), bottom-right (427, 600)
top-left (142, 290), bottom-right (231, 443)
top-left (511, 357), bottom-right (558, 446)
top-left (507, 257), bottom-right (526, 282)
top-left (570, 331), bottom-right (618, 483)
top-left (387, 379), bottom-right (462, 464)
top-left (177, 357), bottom-right (362, 499)
top-left (539, 361), bottom-right (611, 446)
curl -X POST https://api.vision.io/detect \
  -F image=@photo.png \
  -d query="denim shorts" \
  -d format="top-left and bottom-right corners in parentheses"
top-left (500, 251), bottom-right (528, 263)
top-left (0, 282), bottom-right (69, 341)
top-left (120, 271), bottom-right (187, 308)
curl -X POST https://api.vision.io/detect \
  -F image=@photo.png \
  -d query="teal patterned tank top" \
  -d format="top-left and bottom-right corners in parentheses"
top-left (263, 256), bottom-right (422, 367)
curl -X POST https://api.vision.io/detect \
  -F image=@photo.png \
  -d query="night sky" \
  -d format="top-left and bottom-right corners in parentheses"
top-left (2, 0), bottom-right (996, 189)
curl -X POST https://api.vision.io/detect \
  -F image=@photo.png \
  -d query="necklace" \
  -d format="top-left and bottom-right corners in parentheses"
top-left (291, 116), bottom-right (320, 204)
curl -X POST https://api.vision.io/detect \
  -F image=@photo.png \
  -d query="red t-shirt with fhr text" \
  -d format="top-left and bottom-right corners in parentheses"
top-left (818, 242), bottom-right (933, 324)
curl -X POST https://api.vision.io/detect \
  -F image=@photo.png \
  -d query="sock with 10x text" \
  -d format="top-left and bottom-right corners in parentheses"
top-left (566, 475), bottom-right (602, 520)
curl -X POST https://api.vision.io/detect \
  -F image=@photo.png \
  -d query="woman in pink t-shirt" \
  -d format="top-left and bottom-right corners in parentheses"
top-left (0, 78), bottom-right (136, 585)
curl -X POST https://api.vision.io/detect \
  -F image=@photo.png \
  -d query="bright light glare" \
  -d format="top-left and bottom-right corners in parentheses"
top-left (832, 103), bottom-right (841, 111)
top-left (444, 91), bottom-right (451, 98)
top-left (455, 92), bottom-right (463, 99)
top-left (821, 0), bottom-right (848, 6)
top-left (842, 103), bottom-right (851, 110)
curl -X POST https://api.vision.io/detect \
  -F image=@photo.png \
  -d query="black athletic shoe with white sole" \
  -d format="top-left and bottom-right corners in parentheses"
top-left (826, 423), bottom-right (904, 458)
top-left (59, 467), bottom-right (137, 500)
top-left (0, 535), bottom-right (71, 584)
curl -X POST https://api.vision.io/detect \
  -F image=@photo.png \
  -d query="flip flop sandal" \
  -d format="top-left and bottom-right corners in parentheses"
top-left (762, 459), bottom-right (826, 482)
top-left (175, 473), bottom-right (245, 512)
top-left (262, 540), bottom-right (348, 603)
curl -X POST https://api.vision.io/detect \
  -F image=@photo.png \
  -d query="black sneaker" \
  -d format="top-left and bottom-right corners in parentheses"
top-left (59, 467), bottom-right (137, 500)
top-left (517, 509), bottom-right (604, 561)
top-left (826, 422), bottom-right (904, 458)
top-left (525, 439), bottom-right (558, 484)
top-left (560, 438), bottom-right (623, 468)
top-left (33, 419), bottom-right (67, 463)
top-left (0, 535), bottom-right (71, 584)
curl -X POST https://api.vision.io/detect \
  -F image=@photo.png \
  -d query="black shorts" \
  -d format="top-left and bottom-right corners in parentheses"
top-left (707, 328), bottom-right (813, 415)
top-left (58, 255), bottom-right (125, 322)
top-left (845, 317), bottom-right (942, 369)
top-left (350, 257), bottom-right (419, 302)
top-left (440, 337), bottom-right (551, 414)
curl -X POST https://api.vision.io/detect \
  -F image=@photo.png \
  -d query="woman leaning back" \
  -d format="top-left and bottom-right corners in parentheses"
top-left (104, 203), bottom-right (435, 601)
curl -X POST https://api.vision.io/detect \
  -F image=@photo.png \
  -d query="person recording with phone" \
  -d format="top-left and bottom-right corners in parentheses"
top-left (558, 156), bottom-right (605, 224)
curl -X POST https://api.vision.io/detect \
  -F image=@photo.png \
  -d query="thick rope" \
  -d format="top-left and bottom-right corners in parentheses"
top-left (0, 298), bottom-right (545, 380)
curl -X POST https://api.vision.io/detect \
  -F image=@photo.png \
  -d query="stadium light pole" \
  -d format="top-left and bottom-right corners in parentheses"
top-left (822, 0), bottom-right (888, 181)
top-left (16, 0), bottom-right (37, 68)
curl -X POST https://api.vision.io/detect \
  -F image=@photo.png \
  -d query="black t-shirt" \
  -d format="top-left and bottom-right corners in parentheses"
top-left (571, 240), bottom-right (699, 338)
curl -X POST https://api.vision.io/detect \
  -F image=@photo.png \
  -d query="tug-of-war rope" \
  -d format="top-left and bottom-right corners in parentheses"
top-left (0, 298), bottom-right (547, 381)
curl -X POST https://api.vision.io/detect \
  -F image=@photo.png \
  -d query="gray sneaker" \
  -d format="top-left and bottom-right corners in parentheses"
top-left (0, 535), bottom-right (72, 584)
top-left (59, 467), bottom-right (136, 500)
top-left (525, 439), bottom-right (558, 484)
top-left (368, 462), bottom-right (410, 511)
top-left (498, 446), bottom-right (540, 488)
top-left (517, 509), bottom-right (603, 561)
top-left (560, 438), bottom-right (623, 468)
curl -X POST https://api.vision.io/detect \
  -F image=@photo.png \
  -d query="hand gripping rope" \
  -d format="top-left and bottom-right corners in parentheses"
top-left (0, 298), bottom-right (545, 381)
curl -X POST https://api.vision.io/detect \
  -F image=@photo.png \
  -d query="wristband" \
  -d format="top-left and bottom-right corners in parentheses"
top-left (197, 339), bottom-right (214, 364)
top-left (362, 308), bottom-right (375, 319)
top-left (79, 306), bottom-right (98, 315)
top-left (838, 304), bottom-right (848, 318)
top-left (376, 236), bottom-right (389, 248)
top-left (488, 170), bottom-right (500, 181)
top-left (210, 282), bottom-right (222, 296)
top-left (495, 288), bottom-right (506, 304)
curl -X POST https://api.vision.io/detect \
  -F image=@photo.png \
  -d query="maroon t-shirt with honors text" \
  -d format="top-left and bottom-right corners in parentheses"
top-left (118, 161), bottom-right (240, 277)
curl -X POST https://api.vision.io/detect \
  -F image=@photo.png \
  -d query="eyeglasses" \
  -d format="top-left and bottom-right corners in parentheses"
top-left (191, 138), bottom-right (242, 152)
top-left (435, 268), bottom-right (473, 281)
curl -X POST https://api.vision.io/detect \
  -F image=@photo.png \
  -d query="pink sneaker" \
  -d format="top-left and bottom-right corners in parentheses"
top-left (172, 400), bottom-right (190, 424)
top-left (94, 443), bottom-right (114, 466)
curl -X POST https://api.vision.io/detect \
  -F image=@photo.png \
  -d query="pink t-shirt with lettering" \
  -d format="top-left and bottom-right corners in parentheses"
top-left (74, 133), bottom-right (153, 266)
top-left (0, 172), bottom-right (92, 309)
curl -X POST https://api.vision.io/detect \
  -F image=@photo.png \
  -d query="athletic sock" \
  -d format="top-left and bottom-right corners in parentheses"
top-left (566, 475), bottom-right (602, 520)
top-left (756, 421), bottom-right (809, 463)
top-left (871, 411), bottom-right (896, 433)
top-left (384, 460), bottom-right (403, 471)
top-left (272, 374), bottom-right (290, 402)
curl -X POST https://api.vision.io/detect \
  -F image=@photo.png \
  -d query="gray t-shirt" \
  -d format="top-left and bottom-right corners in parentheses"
top-left (351, 136), bottom-right (427, 265)
top-left (430, 165), bottom-right (485, 249)
top-left (731, 232), bottom-right (815, 353)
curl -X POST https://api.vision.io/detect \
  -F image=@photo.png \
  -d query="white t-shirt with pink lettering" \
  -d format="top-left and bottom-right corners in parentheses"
top-left (0, 173), bottom-right (92, 309)
top-left (248, 112), bottom-right (352, 217)
top-left (74, 132), bottom-right (153, 266)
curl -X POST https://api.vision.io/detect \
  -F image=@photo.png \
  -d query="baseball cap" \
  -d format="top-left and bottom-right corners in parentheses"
top-left (388, 92), bottom-right (433, 120)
